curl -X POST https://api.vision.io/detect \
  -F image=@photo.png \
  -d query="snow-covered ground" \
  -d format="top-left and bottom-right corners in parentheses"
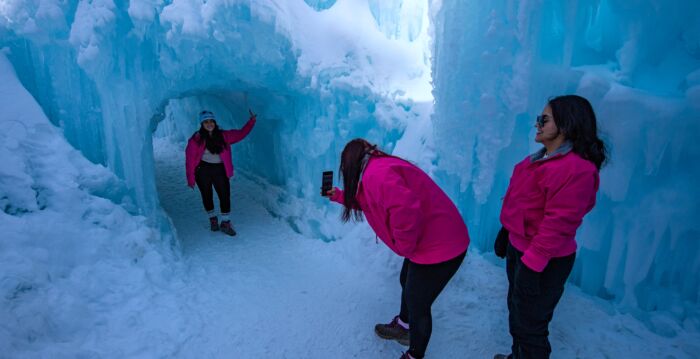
top-left (152, 138), bottom-right (699, 359)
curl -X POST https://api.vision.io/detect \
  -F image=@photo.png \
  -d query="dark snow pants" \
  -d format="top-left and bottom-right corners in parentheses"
top-left (195, 161), bottom-right (230, 214)
top-left (506, 242), bottom-right (575, 359)
top-left (399, 250), bottom-right (466, 359)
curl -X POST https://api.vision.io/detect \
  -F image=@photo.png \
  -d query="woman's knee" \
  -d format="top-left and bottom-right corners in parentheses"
top-left (406, 295), bottom-right (433, 320)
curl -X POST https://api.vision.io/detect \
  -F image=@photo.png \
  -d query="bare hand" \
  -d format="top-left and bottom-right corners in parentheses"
top-left (324, 187), bottom-right (336, 198)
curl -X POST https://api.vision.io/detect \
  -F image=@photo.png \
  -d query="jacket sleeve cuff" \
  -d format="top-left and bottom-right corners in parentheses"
top-left (521, 249), bottom-right (548, 272)
top-left (330, 187), bottom-right (344, 204)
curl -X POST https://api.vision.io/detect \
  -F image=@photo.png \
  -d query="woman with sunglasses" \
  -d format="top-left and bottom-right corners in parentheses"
top-left (325, 138), bottom-right (470, 359)
top-left (185, 109), bottom-right (257, 236)
top-left (493, 95), bottom-right (607, 359)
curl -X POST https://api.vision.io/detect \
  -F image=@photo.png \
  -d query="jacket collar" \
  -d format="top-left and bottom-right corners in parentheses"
top-left (529, 140), bottom-right (572, 163)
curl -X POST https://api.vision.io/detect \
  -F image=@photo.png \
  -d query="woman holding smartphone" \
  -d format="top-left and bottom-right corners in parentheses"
top-left (185, 109), bottom-right (256, 236)
top-left (494, 95), bottom-right (607, 359)
top-left (325, 138), bottom-right (470, 359)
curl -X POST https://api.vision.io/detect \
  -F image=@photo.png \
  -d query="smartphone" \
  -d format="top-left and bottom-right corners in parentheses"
top-left (321, 171), bottom-right (333, 196)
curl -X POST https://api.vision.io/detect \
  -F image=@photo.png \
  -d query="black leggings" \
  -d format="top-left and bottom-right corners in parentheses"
top-left (506, 242), bottom-right (575, 359)
top-left (194, 161), bottom-right (230, 214)
top-left (399, 251), bottom-right (466, 359)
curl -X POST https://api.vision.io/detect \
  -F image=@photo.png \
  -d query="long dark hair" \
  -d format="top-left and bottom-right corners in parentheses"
top-left (549, 95), bottom-right (608, 170)
top-left (195, 121), bottom-right (225, 154)
top-left (339, 138), bottom-right (391, 223)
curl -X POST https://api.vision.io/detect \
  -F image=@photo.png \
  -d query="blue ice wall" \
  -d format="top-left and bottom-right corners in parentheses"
top-left (431, 0), bottom-right (700, 332)
top-left (368, 0), bottom-right (426, 41)
top-left (304, 0), bottom-right (337, 11)
top-left (0, 0), bottom-right (429, 219)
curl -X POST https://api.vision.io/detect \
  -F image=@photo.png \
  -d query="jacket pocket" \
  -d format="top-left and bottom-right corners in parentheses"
top-left (511, 208), bottom-right (526, 238)
top-left (523, 208), bottom-right (544, 238)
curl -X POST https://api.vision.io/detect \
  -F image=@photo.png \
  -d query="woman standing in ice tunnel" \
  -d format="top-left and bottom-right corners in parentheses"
top-left (185, 109), bottom-right (257, 236)
top-left (325, 138), bottom-right (470, 359)
top-left (493, 95), bottom-right (607, 359)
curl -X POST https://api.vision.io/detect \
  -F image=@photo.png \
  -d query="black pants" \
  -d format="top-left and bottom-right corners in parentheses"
top-left (194, 161), bottom-right (230, 214)
top-left (399, 251), bottom-right (466, 359)
top-left (506, 242), bottom-right (575, 359)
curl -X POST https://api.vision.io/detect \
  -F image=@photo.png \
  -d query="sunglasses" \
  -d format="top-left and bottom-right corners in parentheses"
top-left (536, 114), bottom-right (550, 128)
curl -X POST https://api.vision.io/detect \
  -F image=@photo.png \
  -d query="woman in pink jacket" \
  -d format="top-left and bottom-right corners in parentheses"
top-left (326, 138), bottom-right (470, 359)
top-left (493, 95), bottom-right (607, 359)
top-left (185, 110), bottom-right (256, 236)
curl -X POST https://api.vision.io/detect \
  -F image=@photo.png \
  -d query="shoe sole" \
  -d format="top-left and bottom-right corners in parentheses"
top-left (374, 328), bottom-right (409, 346)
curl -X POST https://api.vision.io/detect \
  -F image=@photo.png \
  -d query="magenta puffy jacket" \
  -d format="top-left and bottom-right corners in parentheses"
top-left (185, 118), bottom-right (256, 187)
top-left (331, 156), bottom-right (470, 264)
top-left (500, 151), bottom-right (599, 272)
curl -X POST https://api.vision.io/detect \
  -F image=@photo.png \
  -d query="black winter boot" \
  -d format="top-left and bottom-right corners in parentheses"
top-left (375, 316), bottom-right (409, 346)
top-left (220, 220), bottom-right (236, 236)
top-left (209, 216), bottom-right (219, 231)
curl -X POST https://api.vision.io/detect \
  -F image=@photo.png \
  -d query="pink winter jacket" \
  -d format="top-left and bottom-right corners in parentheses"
top-left (185, 118), bottom-right (256, 187)
top-left (500, 150), bottom-right (599, 272)
top-left (331, 156), bottom-right (470, 264)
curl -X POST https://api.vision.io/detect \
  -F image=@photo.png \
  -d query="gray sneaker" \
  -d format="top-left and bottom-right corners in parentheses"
top-left (374, 316), bottom-right (410, 346)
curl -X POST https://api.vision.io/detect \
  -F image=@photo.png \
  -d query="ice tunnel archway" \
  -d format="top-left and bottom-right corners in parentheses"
top-left (150, 89), bottom-right (292, 187)
top-left (0, 0), bottom-right (433, 224)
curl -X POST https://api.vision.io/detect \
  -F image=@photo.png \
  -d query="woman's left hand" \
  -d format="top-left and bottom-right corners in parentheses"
top-left (325, 187), bottom-right (336, 198)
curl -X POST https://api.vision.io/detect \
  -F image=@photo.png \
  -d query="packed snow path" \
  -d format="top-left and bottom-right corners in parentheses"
top-left (153, 140), bottom-right (697, 359)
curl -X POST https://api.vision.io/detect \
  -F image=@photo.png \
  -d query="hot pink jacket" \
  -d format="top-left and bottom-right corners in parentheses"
top-left (331, 156), bottom-right (470, 264)
top-left (185, 118), bottom-right (256, 187)
top-left (500, 151), bottom-right (599, 272)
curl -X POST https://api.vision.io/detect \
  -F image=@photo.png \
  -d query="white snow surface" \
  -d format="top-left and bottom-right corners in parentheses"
top-left (152, 137), bottom-right (700, 358)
